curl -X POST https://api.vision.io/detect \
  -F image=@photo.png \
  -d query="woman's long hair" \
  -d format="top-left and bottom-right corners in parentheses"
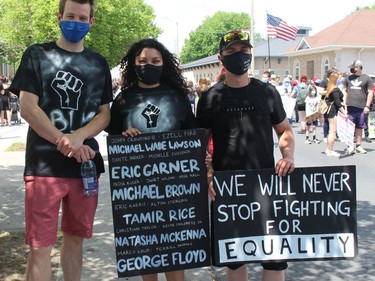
top-left (119, 38), bottom-right (189, 97)
top-left (326, 72), bottom-right (340, 98)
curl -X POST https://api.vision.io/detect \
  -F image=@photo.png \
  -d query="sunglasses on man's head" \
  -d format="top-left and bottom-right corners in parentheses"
top-left (223, 31), bottom-right (249, 43)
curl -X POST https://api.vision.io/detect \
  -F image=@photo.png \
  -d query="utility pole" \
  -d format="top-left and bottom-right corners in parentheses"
top-left (176, 21), bottom-right (179, 57)
top-left (250, 0), bottom-right (255, 77)
top-left (162, 17), bottom-right (179, 57)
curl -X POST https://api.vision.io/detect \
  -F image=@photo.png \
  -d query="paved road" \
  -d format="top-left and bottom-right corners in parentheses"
top-left (0, 122), bottom-right (374, 281)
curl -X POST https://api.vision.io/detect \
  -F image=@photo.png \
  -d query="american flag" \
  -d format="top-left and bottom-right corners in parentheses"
top-left (267, 14), bottom-right (299, 41)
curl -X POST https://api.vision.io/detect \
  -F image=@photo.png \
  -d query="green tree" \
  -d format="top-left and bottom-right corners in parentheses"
top-left (0, 0), bottom-right (59, 70)
top-left (0, 0), bottom-right (161, 69)
top-left (179, 11), bottom-right (261, 64)
top-left (88, 0), bottom-right (162, 67)
top-left (355, 4), bottom-right (375, 10)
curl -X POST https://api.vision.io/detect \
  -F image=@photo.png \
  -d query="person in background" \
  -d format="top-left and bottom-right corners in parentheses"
top-left (304, 83), bottom-right (321, 144)
top-left (215, 67), bottom-right (226, 84)
top-left (319, 68), bottom-right (339, 143)
top-left (112, 76), bottom-right (123, 100)
top-left (105, 38), bottom-right (198, 281)
top-left (292, 75), bottom-right (308, 134)
top-left (312, 77), bottom-right (324, 128)
top-left (282, 77), bottom-right (292, 93)
top-left (10, 0), bottom-right (112, 280)
top-left (0, 76), bottom-right (17, 126)
top-left (324, 71), bottom-right (347, 157)
top-left (187, 80), bottom-right (197, 114)
top-left (281, 77), bottom-right (295, 125)
top-left (343, 60), bottom-right (374, 154)
top-left (198, 77), bottom-right (212, 95)
top-left (261, 70), bottom-right (271, 83)
top-left (269, 73), bottom-right (279, 86)
top-left (0, 81), bottom-right (5, 125)
top-left (312, 77), bottom-right (321, 87)
top-left (0, 82), bottom-right (3, 119)
top-left (197, 29), bottom-right (295, 281)
top-left (291, 79), bottom-right (299, 123)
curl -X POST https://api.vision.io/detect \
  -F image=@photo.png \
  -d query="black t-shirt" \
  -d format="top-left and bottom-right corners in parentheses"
top-left (11, 42), bottom-right (113, 177)
top-left (1, 88), bottom-right (11, 106)
top-left (326, 87), bottom-right (343, 118)
top-left (196, 79), bottom-right (286, 171)
top-left (106, 84), bottom-right (198, 135)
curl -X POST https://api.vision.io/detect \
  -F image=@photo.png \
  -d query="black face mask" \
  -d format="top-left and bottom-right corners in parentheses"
top-left (135, 64), bottom-right (163, 85)
top-left (221, 52), bottom-right (252, 75)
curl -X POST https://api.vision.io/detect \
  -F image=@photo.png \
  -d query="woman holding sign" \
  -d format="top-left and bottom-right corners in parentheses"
top-left (325, 71), bottom-right (347, 157)
top-left (106, 38), bottom-right (198, 281)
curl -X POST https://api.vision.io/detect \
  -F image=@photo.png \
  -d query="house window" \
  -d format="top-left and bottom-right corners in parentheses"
top-left (322, 57), bottom-right (330, 78)
top-left (294, 60), bottom-right (300, 81)
top-left (306, 61), bottom-right (314, 79)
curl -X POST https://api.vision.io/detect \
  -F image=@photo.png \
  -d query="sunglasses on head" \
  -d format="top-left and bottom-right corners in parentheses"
top-left (223, 31), bottom-right (249, 43)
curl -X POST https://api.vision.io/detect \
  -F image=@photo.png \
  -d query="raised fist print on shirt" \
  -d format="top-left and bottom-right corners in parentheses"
top-left (51, 70), bottom-right (83, 110)
top-left (142, 103), bottom-right (161, 128)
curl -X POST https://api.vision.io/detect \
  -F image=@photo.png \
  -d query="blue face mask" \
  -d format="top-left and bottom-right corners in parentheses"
top-left (60, 20), bottom-right (90, 43)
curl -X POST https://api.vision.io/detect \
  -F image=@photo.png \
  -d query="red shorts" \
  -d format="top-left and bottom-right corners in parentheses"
top-left (24, 176), bottom-right (98, 247)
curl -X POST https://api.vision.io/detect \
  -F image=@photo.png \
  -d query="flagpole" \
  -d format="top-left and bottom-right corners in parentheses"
top-left (250, 0), bottom-right (255, 77)
top-left (266, 11), bottom-right (271, 70)
top-left (267, 35), bottom-right (271, 69)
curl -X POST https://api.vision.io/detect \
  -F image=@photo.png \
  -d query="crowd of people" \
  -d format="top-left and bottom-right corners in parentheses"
top-left (0, 75), bottom-right (21, 127)
top-left (6, 0), bottom-right (374, 280)
top-left (261, 63), bottom-right (374, 157)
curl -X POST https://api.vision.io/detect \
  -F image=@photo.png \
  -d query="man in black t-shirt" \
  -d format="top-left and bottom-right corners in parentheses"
top-left (196, 30), bottom-right (295, 281)
top-left (10, 0), bottom-right (112, 279)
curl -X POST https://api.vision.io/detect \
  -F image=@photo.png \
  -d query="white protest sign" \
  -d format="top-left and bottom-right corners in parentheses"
top-left (337, 112), bottom-right (355, 149)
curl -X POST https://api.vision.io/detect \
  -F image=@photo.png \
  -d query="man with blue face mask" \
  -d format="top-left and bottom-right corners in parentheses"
top-left (196, 30), bottom-right (295, 281)
top-left (10, 0), bottom-right (112, 280)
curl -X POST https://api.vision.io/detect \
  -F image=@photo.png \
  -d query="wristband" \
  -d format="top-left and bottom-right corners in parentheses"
top-left (365, 105), bottom-right (370, 109)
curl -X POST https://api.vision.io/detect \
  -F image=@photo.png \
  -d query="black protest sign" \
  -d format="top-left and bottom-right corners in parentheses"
top-left (212, 166), bottom-right (357, 265)
top-left (107, 129), bottom-right (210, 277)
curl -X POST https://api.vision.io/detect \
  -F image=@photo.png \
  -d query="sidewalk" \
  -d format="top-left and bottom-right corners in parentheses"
top-left (0, 124), bottom-right (27, 232)
top-left (2, 124), bottom-right (369, 280)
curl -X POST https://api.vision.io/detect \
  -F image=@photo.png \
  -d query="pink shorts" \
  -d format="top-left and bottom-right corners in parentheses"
top-left (24, 176), bottom-right (98, 247)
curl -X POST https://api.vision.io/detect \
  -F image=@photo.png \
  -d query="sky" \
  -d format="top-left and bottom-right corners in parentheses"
top-left (143, 0), bottom-right (375, 54)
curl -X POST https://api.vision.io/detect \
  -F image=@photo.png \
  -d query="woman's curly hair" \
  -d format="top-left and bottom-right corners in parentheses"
top-left (119, 38), bottom-right (189, 97)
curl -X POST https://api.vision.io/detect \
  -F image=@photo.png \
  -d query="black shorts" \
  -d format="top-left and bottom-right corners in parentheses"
top-left (225, 261), bottom-right (288, 271)
top-left (297, 103), bottom-right (306, 111)
top-left (210, 204), bottom-right (288, 271)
